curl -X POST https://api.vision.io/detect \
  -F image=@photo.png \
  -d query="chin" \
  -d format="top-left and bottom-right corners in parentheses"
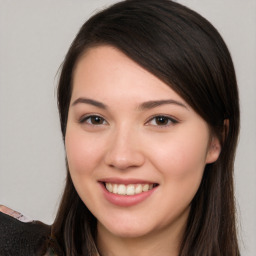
top-left (114, 228), bottom-right (150, 238)
top-left (98, 218), bottom-right (155, 239)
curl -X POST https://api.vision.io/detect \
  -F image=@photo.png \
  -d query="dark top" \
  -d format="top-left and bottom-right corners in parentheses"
top-left (0, 212), bottom-right (52, 256)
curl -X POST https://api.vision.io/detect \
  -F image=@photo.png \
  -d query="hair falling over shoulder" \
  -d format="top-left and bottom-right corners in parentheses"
top-left (51, 0), bottom-right (240, 255)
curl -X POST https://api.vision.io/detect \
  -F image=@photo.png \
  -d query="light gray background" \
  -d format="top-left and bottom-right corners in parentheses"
top-left (0, 0), bottom-right (255, 255)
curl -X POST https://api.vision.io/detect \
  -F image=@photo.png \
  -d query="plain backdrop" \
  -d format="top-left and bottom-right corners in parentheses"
top-left (0, 0), bottom-right (255, 255)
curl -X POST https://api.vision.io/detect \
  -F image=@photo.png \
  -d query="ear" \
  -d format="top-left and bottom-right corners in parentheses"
top-left (205, 119), bottom-right (229, 164)
top-left (205, 135), bottom-right (221, 164)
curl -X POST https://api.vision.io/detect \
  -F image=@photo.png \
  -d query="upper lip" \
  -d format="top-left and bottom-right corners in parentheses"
top-left (98, 177), bottom-right (158, 185)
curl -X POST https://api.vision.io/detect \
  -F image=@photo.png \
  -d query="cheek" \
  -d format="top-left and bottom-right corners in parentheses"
top-left (148, 126), bottom-right (209, 185)
top-left (65, 130), bottom-right (103, 177)
top-left (150, 130), bottom-right (209, 216)
top-left (64, 129), bottom-right (105, 208)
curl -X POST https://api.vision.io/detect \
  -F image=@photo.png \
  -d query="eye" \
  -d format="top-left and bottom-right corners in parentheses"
top-left (146, 115), bottom-right (178, 127)
top-left (80, 115), bottom-right (107, 125)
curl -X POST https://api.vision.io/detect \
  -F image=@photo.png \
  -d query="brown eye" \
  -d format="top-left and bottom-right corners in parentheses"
top-left (147, 115), bottom-right (178, 126)
top-left (81, 115), bottom-right (107, 125)
top-left (155, 116), bottom-right (169, 125)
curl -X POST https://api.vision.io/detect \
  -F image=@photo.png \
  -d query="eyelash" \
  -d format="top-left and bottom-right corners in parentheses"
top-left (145, 115), bottom-right (178, 127)
top-left (79, 114), bottom-right (178, 127)
top-left (79, 115), bottom-right (108, 125)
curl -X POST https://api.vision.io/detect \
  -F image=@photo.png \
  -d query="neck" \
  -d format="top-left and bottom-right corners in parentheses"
top-left (96, 218), bottom-right (186, 256)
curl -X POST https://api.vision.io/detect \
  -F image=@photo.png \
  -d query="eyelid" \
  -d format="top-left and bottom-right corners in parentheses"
top-left (78, 113), bottom-right (178, 127)
top-left (145, 115), bottom-right (179, 127)
top-left (79, 114), bottom-right (108, 125)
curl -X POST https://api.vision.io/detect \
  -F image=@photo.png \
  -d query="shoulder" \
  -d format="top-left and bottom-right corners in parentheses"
top-left (0, 205), bottom-right (33, 222)
top-left (0, 205), bottom-right (51, 256)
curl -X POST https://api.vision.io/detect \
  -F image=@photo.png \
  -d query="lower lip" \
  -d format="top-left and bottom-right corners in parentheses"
top-left (100, 183), bottom-right (157, 207)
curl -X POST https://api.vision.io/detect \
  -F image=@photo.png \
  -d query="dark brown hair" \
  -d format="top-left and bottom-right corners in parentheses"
top-left (52, 0), bottom-right (240, 255)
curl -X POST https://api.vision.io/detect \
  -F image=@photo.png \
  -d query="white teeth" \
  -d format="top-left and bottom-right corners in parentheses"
top-left (105, 183), bottom-right (155, 196)
top-left (142, 184), bottom-right (149, 192)
top-left (117, 184), bottom-right (126, 195)
top-left (135, 184), bottom-right (142, 194)
top-left (126, 185), bottom-right (135, 195)
top-left (106, 183), bottom-right (113, 192)
top-left (113, 184), bottom-right (118, 194)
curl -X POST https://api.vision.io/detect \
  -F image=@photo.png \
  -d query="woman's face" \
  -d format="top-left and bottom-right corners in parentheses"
top-left (65, 46), bottom-right (221, 240)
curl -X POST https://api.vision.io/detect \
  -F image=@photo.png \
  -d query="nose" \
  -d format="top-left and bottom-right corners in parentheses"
top-left (104, 126), bottom-right (145, 170)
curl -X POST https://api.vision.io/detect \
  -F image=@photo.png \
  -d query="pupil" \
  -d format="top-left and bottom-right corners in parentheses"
top-left (92, 116), bottom-right (102, 124)
top-left (156, 116), bottom-right (168, 125)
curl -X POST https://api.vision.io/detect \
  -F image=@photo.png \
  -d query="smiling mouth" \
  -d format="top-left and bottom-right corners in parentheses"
top-left (104, 183), bottom-right (158, 196)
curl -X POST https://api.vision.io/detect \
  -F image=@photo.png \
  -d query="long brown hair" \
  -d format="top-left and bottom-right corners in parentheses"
top-left (52, 0), bottom-right (240, 255)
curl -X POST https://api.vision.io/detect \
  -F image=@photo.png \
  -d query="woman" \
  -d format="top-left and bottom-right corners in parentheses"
top-left (0, 0), bottom-right (240, 255)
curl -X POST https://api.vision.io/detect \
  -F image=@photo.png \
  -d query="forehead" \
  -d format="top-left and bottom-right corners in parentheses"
top-left (71, 45), bottom-right (187, 105)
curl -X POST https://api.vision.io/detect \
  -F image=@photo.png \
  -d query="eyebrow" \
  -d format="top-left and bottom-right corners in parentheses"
top-left (71, 97), bottom-right (187, 110)
top-left (138, 99), bottom-right (188, 110)
top-left (71, 98), bottom-right (107, 109)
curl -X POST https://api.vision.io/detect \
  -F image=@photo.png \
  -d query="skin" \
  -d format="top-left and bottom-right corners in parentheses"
top-left (0, 205), bottom-right (32, 223)
top-left (65, 46), bottom-right (221, 256)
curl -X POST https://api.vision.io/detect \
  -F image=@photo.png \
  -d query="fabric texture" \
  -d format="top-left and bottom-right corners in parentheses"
top-left (0, 212), bottom-right (51, 256)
